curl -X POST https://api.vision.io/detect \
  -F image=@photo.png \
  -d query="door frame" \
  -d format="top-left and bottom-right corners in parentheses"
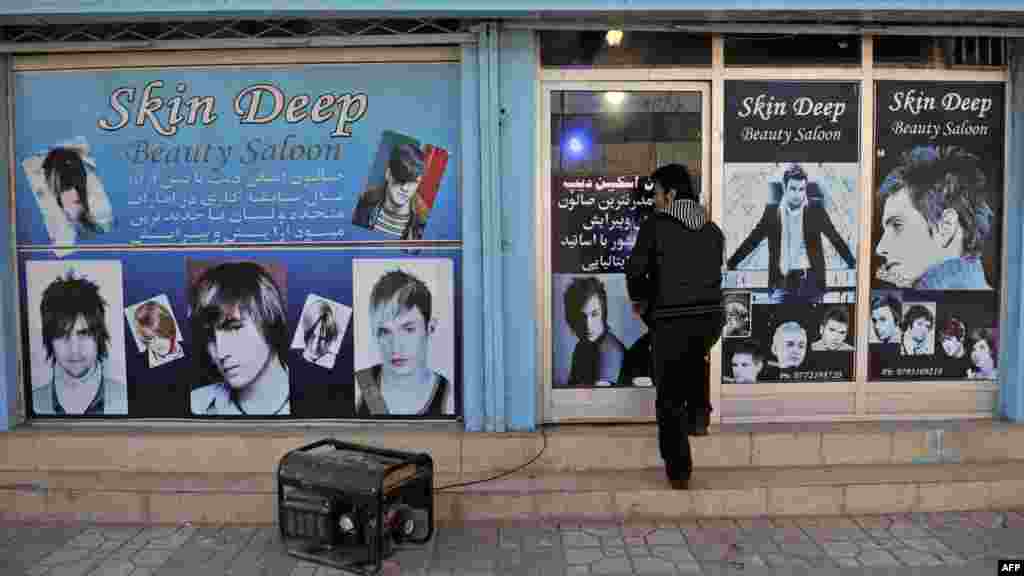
top-left (538, 80), bottom-right (712, 423)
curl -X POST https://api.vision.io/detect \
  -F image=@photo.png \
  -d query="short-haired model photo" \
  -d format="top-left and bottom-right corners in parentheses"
top-left (723, 291), bottom-right (752, 338)
top-left (125, 294), bottom-right (185, 368)
top-left (21, 138), bottom-right (114, 247)
top-left (870, 291), bottom-right (903, 344)
top-left (811, 306), bottom-right (855, 352)
top-left (352, 131), bottom-right (450, 241)
top-left (900, 302), bottom-right (936, 356)
top-left (875, 145), bottom-right (996, 290)
top-left (25, 260), bottom-right (126, 415)
top-left (188, 260), bottom-right (291, 416)
top-left (352, 259), bottom-right (455, 417)
top-left (290, 294), bottom-right (352, 370)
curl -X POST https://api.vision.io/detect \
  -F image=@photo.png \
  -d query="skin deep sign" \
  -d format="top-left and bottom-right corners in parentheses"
top-left (13, 63), bottom-right (460, 250)
top-left (14, 63), bottom-right (462, 420)
top-left (721, 81), bottom-right (861, 385)
top-left (869, 82), bottom-right (1003, 382)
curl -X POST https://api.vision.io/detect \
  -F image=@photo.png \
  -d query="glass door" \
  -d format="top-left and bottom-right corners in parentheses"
top-left (541, 82), bottom-right (710, 421)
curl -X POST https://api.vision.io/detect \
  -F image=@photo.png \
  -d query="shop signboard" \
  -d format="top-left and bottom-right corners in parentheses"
top-left (721, 81), bottom-right (862, 384)
top-left (869, 81), bottom-right (1004, 382)
top-left (14, 62), bottom-right (461, 419)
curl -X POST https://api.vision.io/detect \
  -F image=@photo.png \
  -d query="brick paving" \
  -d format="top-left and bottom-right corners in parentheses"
top-left (3, 510), bottom-right (1023, 575)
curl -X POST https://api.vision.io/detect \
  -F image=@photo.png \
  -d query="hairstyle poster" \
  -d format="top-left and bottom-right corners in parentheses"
top-left (720, 81), bottom-right (861, 383)
top-left (20, 248), bottom-right (461, 420)
top-left (869, 82), bottom-right (1004, 381)
top-left (13, 63), bottom-right (461, 254)
top-left (23, 259), bottom-right (127, 416)
top-left (351, 129), bottom-right (450, 241)
top-left (125, 293), bottom-right (185, 368)
top-left (551, 273), bottom-right (650, 389)
top-left (351, 258), bottom-right (455, 417)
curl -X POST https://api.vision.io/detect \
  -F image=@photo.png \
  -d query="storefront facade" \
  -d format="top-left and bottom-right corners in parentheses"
top-left (0, 3), bottom-right (1022, 435)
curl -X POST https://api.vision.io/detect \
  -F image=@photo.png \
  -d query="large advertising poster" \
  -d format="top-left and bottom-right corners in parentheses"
top-left (869, 82), bottom-right (1003, 381)
top-left (15, 63), bottom-right (461, 419)
top-left (550, 174), bottom-right (654, 389)
top-left (721, 81), bottom-right (861, 384)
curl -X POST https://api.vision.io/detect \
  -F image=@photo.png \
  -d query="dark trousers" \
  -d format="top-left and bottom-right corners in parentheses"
top-left (650, 312), bottom-right (722, 481)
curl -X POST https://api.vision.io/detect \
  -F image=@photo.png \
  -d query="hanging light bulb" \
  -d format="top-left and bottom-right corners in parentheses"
top-left (604, 92), bottom-right (626, 106)
top-left (605, 29), bottom-right (623, 47)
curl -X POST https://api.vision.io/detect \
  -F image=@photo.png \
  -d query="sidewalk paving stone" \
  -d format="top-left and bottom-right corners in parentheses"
top-left (7, 508), bottom-right (1024, 575)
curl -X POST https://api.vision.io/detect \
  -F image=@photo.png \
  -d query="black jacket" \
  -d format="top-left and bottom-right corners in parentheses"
top-left (726, 201), bottom-right (855, 292)
top-left (625, 199), bottom-right (724, 322)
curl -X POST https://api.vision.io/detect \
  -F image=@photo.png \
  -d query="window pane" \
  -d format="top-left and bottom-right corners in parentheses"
top-left (725, 34), bottom-right (860, 66)
top-left (540, 31), bottom-right (711, 67)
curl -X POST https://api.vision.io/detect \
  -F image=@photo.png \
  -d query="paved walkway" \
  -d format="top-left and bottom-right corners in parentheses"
top-left (4, 510), bottom-right (1024, 575)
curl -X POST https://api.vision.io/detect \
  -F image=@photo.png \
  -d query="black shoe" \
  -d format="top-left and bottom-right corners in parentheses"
top-left (669, 478), bottom-right (690, 490)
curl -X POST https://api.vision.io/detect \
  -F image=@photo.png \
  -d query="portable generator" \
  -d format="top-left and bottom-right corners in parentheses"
top-left (277, 438), bottom-right (434, 575)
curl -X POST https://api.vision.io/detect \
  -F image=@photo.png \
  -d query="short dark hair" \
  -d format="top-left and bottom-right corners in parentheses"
top-left (903, 304), bottom-right (934, 330)
top-left (650, 163), bottom-right (696, 202)
top-left (871, 292), bottom-right (902, 319)
top-left (42, 147), bottom-right (99, 232)
top-left (388, 143), bottom-right (426, 184)
top-left (40, 270), bottom-right (110, 364)
top-left (878, 145), bottom-right (994, 257)
top-left (732, 340), bottom-right (763, 363)
top-left (940, 316), bottom-right (966, 342)
top-left (190, 261), bottom-right (289, 384)
top-left (370, 269), bottom-right (432, 324)
top-left (968, 327), bottom-right (998, 363)
top-left (822, 306), bottom-right (850, 327)
top-left (782, 163), bottom-right (808, 188)
top-left (563, 276), bottom-right (608, 338)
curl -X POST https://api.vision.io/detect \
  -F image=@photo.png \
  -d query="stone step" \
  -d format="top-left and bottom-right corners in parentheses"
top-left (3, 461), bottom-right (1022, 525)
top-left (4, 420), bottom-right (1022, 480)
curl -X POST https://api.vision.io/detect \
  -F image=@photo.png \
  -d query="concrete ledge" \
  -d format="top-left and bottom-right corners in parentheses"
top-left (4, 419), bottom-right (1022, 480)
top-left (2, 461), bottom-right (1022, 524)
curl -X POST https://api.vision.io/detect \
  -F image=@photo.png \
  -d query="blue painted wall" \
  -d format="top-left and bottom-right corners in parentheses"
top-left (0, 55), bottom-right (15, 431)
top-left (460, 43), bottom-right (486, 432)
top-left (498, 29), bottom-right (538, 431)
top-left (1001, 40), bottom-right (1023, 423)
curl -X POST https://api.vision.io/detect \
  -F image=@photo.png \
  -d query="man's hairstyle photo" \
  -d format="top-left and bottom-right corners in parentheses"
top-left (40, 270), bottom-right (110, 363)
top-left (42, 147), bottom-right (100, 233)
top-left (563, 276), bottom-right (608, 338)
top-left (871, 292), bottom-right (903, 319)
top-left (370, 269), bottom-right (433, 323)
top-left (822, 306), bottom-right (850, 327)
top-left (878, 145), bottom-right (994, 257)
top-left (303, 300), bottom-right (340, 348)
top-left (903, 304), bottom-right (934, 329)
top-left (190, 261), bottom-right (289, 383)
top-left (389, 143), bottom-right (426, 185)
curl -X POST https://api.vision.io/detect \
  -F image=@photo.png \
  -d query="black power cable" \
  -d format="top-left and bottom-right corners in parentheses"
top-left (432, 425), bottom-right (549, 492)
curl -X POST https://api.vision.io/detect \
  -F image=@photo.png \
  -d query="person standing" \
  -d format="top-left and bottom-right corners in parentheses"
top-left (625, 163), bottom-right (725, 490)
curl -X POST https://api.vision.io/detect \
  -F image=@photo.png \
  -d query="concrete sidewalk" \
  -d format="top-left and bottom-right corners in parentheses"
top-left (4, 510), bottom-right (1023, 575)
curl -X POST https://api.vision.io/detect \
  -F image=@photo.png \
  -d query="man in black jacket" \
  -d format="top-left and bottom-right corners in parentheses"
top-left (626, 164), bottom-right (725, 490)
top-left (726, 164), bottom-right (855, 303)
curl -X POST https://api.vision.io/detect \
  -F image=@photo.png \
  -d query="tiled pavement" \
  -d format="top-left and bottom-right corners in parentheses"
top-left (3, 510), bottom-right (1024, 575)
